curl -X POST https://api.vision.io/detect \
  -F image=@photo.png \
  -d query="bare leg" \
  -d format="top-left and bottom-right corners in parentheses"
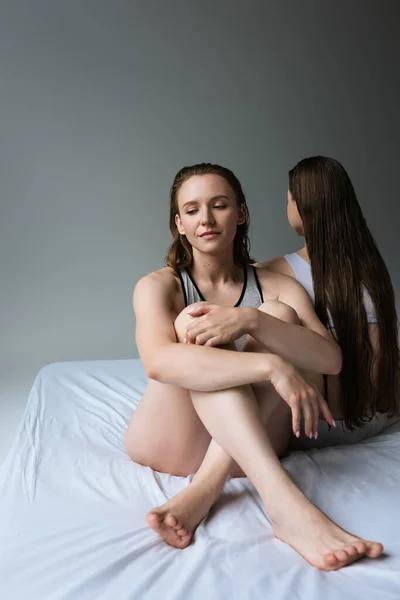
top-left (146, 392), bottom-right (290, 548)
top-left (192, 379), bottom-right (383, 570)
top-left (146, 439), bottom-right (234, 548)
top-left (147, 304), bottom-right (383, 569)
top-left (148, 378), bottom-right (383, 568)
top-left (147, 303), bottom-right (300, 549)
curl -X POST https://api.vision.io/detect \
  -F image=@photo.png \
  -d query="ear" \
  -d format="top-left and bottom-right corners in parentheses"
top-left (237, 204), bottom-right (246, 225)
top-left (175, 213), bottom-right (185, 236)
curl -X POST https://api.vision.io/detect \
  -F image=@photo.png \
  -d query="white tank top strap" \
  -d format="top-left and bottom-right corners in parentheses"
top-left (283, 252), bottom-right (377, 327)
top-left (284, 253), bottom-right (316, 305)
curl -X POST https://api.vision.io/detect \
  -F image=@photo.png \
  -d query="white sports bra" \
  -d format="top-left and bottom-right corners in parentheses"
top-left (284, 252), bottom-right (377, 329)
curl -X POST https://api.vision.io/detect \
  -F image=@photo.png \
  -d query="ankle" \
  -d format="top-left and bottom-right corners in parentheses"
top-left (191, 474), bottom-right (225, 500)
top-left (260, 481), bottom-right (311, 527)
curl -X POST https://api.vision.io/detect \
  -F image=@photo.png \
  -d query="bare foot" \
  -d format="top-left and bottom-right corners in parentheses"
top-left (146, 480), bottom-right (220, 549)
top-left (274, 505), bottom-right (383, 571)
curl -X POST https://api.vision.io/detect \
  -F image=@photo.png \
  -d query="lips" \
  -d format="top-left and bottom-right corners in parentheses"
top-left (200, 231), bottom-right (220, 237)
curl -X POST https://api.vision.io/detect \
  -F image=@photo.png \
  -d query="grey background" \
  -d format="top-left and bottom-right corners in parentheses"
top-left (1, 0), bottom-right (399, 459)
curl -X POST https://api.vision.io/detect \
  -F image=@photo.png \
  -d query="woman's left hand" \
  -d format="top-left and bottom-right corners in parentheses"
top-left (184, 303), bottom-right (249, 346)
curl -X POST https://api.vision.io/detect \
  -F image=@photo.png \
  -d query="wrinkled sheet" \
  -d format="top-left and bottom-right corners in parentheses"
top-left (0, 359), bottom-right (399, 600)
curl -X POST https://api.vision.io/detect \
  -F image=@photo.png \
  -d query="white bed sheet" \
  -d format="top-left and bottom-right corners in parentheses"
top-left (0, 359), bottom-right (399, 600)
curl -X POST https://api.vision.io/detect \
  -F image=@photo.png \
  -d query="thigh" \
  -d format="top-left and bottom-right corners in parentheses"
top-left (125, 380), bottom-right (212, 476)
top-left (126, 303), bottom-right (216, 475)
top-left (254, 381), bottom-right (293, 457)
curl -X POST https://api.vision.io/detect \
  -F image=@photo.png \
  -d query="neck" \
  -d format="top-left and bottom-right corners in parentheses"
top-left (190, 248), bottom-right (241, 284)
top-left (297, 245), bottom-right (310, 263)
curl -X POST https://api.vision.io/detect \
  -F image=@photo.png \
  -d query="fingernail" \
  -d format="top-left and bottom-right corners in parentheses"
top-left (296, 431), bottom-right (300, 438)
top-left (309, 433), bottom-right (313, 439)
top-left (315, 432), bottom-right (318, 440)
top-left (332, 420), bottom-right (336, 427)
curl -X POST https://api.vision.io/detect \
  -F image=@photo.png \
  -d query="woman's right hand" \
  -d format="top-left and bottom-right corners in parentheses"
top-left (267, 356), bottom-right (335, 439)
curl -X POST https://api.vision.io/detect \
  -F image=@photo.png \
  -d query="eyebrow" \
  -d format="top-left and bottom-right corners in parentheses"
top-left (181, 195), bottom-right (230, 209)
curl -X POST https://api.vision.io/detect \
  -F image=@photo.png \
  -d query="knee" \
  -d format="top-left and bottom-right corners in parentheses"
top-left (258, 300), bottom-right (300, 325)
top-left (174, 302), bottom-right (211, 343)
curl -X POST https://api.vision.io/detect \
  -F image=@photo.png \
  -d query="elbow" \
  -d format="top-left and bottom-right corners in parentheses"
top-left (327, 347), bottom-right (342, 376)
top-left (143, 349), bottom-right (169, 383)
top-left (144, 363), bottom-right (157, 381)
top-left (144, 360), bottom-right (162, 382)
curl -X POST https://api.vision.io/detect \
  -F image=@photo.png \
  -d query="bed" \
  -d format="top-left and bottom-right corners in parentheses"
top-left (0, 359), bottom-right (399, 599)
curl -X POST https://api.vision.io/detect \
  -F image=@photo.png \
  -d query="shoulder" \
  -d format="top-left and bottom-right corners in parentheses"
top-left (256, 265), bottom-right (327, 332)
top-left (252, 263), bottom-right (303, 302)
top-left (134, 267), bottom-right (180, 308)
top-left (135, 266), bottom-right (178, 289)
top-left (255, 255), bottom-right (294, 276)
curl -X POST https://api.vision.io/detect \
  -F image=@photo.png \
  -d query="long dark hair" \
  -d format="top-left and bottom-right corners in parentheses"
top-left (289, 156), bottom-right (399, 428)
top-left (166, 163), bottom-right (254, 270)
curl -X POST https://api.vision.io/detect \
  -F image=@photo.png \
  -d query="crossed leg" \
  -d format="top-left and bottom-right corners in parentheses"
top-left (146, 301), bottom-right (294, 548)
top-left (146, 302), bottom-right (383, 570)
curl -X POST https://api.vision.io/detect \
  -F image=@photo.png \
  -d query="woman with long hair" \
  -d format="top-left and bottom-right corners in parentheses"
top-left (124, 162), bottom-right (383, 571)
top-left (262, 155), bottom-right (399, 447)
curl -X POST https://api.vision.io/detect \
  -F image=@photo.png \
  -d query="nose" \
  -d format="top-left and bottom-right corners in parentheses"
top-left (200, 207), bottom-right (215, 225)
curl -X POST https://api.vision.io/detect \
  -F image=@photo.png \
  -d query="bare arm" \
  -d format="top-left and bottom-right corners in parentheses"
top-left (244, 308), bottom-right (340, 374)
top-left (184, 270), bottom-right (341, 375)
top-left (134, 272), bottom-right (280, 392)
top-left (244, 271), bottom-right (341, 374)
top-left (135, 270), bottom-right (335, 430)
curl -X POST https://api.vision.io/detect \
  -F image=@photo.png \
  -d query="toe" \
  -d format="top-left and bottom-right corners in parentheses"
top-left (336, 549), bottom-right (350, 564)
top-left (181, 533), bottom-right (192, 544)
top-left (165, 515), bottom-right (177, 527)
top-left (146, 507), bottom-right (193, 549)
top-left (324, 552), bottom-right (339, 568)
top-left (354, 541), bottom-right (367, 554)
top-left (146, 511), bottom-right (161, 528)
top-left (176, 533), bottom-right (192, 549)
top-left (366, 542), bottom-right (383, 558)
top-left (345, 545), bottom-right (358, 557)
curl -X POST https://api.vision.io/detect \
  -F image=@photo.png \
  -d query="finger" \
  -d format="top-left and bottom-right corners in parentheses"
top-left (187, 305), bottom-right (212, 317)
top-left (303, 388), bottom-right (318, 438)
top-left (291, 400), bottom-right (301, 438)
top-left (186, 324), bottom-right (207, 343)
top-left (309, 392), bottom-right (320, 439)
top-left (318, 395), bottom-right (335, 427)
top-left (185, 329), bottom-right (196, 343)
top-left (185, 317), bottom-right (206, 334)
top-left (301, 396), bottom-right (313, 439)
top-left (195, 333), bottom-right (213, 346)
top-left (205, 337), bottom-right (221, 347)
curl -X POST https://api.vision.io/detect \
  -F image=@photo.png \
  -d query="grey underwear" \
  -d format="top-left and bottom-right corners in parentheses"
top-left (288, 412), bottom-right (400, 452)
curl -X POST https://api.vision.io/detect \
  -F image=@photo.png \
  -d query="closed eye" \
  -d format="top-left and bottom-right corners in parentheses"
top-left (186, 204), bottom-right (226, 215)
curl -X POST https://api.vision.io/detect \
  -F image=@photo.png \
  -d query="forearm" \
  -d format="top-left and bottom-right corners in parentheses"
top-left (246, 309), bottom-right (341, 375)
top-left (147, 343), bottom-right (273, 391)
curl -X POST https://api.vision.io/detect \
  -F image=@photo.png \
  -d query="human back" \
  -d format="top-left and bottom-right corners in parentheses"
top-left (261, 156), bottom-right (400, 428)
